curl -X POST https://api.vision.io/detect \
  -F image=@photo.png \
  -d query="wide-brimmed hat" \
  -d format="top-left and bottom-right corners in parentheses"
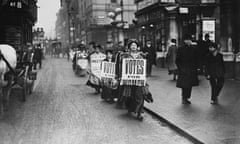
top-left (127, 39), bottom-right (139, 48)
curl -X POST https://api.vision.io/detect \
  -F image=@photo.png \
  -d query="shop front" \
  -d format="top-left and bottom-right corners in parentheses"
top-left (135, 0), bottom-right (219, 67)
top-left (0, 0), bottom-right (37, 49)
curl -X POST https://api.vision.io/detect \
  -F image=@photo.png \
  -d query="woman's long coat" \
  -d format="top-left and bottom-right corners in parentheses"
top-left (166, 44), bottom-right (178, 71)
top-left (176, 45), bottom-right (199, 88)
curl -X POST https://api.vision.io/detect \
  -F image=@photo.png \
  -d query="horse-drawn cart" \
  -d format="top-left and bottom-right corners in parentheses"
top-left (15, 61), bottom-right (37, 101)
top-left (0, 44), bottom-right (37, 116)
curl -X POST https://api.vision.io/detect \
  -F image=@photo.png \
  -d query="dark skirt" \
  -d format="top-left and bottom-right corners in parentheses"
top-left (101, 86), bottom-right (113, 100)
top-left (168, 69), bottom-right (178, 75)
top-left (124, 86), bottom-right (144, 114)
top-left (86, 73), bottom-right (101, 89)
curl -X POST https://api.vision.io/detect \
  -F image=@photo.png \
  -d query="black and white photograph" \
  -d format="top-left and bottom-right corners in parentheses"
top-left (0, 0), bottom-right (240, 144)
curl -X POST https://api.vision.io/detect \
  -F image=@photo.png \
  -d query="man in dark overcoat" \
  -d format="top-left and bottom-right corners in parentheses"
top-left (176, 35), bottom-right (199, 104)
top-left (142, 41), bottom-right (156, 77)
top-left (205, 43), bottom-right (225, 104)
top-left (33, 45), bottom-right (43, 70)
top-left (197, 34), bottom-right (212, 74)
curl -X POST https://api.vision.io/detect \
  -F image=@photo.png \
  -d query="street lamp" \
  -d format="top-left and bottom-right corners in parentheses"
top-left (149, 24), bottom-right (155, 48)
top-left (107, 0), bottom-right (125, 45)
top-left (115, 7), bottom-right (122, 14)
top-left (67, 4), bottom-right (77, 45)
top-left (107, 12), bottom-right (116, 19)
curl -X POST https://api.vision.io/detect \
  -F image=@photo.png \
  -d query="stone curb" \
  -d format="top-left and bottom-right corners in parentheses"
top-left (144, 106), bottom-right (205, 144)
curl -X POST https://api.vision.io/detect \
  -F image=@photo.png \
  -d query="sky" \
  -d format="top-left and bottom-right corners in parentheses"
top-left (35, 0), bottom-right (61, 38)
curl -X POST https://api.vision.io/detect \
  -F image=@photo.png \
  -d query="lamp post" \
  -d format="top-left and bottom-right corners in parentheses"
top-left (66, 0), bottom-right (76, 45)
top-left (107, 0), bottom-right (125, 45)
top-left (67, 7), bottom-right (72, 45)
top-left (149, 24), bottom-right (155, 48)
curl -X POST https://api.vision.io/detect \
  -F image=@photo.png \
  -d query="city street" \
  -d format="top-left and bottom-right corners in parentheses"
top-left (0, 58), bottom-right (192, 144)
top-left (1, 0), bottom-right (240, 144)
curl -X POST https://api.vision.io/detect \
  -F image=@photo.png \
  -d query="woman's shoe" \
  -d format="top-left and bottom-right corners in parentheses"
top-left (182, 99), bottom-right (191, 105)
top-left (211, 100), bottom-right (218, 105)
top-left (107, 99), bottom-right (115, 104)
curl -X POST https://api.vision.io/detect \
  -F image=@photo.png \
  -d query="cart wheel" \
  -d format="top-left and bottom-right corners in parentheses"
top-left (21, 69), bottom-right (29, 102)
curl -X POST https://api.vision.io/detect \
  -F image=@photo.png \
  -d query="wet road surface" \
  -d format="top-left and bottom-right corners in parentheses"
top-left (0, 58), bottom-right (192, 144)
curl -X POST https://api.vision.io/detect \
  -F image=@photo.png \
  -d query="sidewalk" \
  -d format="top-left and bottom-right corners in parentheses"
top-left (146, 67), bottom-right (240, 144)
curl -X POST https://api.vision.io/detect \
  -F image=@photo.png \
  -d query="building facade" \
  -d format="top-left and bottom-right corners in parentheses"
top-left (135, 0), bottom-right (219, 51)
top-left (219, 0), bottom-right (240, 80)
top-left (80, 0), bottom-right (137, 47)
top-left (56, 0), bottom-right (137, 48)
top-left (0, 0), bottom-right (38, 50)
top-left (134, 0), bottom-right (240, 79)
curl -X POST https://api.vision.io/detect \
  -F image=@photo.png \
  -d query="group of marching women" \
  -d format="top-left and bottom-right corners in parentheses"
top-left (86, 39), bottom-right (153, 121)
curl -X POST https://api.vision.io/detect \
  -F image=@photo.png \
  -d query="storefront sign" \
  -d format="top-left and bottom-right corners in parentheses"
top-left (202, 20), bottom-right (215, 41)
top-left (121, 59), bottom-right (146, 86)
top-left (101, 61), bottom-right (116, 79)
top-left (179, 7), bottom-right (189, 14)
top-left (222, 52), bottom-right (235, 62)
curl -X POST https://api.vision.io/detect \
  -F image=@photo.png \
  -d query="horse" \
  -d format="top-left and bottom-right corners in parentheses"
top-left (0, 44), bottom-right (17, 116)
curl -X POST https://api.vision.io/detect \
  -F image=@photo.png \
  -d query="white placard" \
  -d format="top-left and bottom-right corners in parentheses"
top-left (121, 59), bottom-right (146, 86)
top-left (90, 53), bottom-right (106, 77)
top-left (77, 59), bottom-right (88, 69)
top-left (101, 61), bottom-right (116, 79)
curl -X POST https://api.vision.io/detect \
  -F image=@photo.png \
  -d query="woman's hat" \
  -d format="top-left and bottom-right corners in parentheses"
top-left (127, 39), bottom-right (139, 48)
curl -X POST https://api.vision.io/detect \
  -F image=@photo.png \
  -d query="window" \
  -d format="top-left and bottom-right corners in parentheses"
top-left (111, 0), bottom-right (117, 3)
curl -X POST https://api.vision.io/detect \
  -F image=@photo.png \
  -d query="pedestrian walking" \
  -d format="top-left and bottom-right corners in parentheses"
top-left (114, 47), bottom-right (125, 108)
top-left (101, 50), bottom-right (115, 103)
top-left (116, 39), bottom-right (150, 120)
top-left (142, 41), bottom-right (156, 77)
top-left (86, 44), bottom-right (106, 94)
top-left (176, 35), bottom-right (199, 104)
top-left (166, 39), bottom-right (178, 80)
top-left (65, 46), bottom-right (70, 61)
top-left (33, 45), bottom-right (43, 70)
top-left (205, 43), bottom-right (225, 105)
top-left (197, 33), bottom-right (213, 74)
